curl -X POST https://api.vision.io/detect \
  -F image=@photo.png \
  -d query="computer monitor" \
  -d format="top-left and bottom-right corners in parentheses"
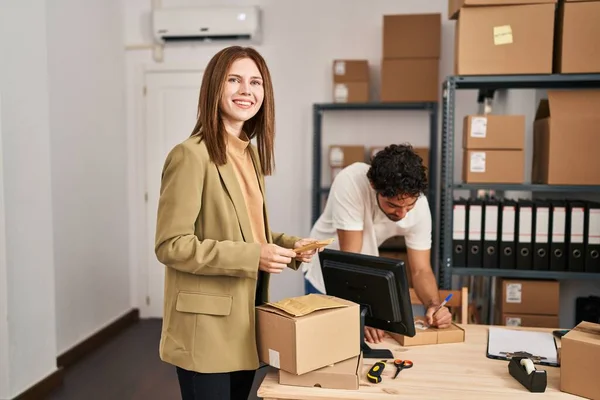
top-left (319, 249), bottom-right (415, 359)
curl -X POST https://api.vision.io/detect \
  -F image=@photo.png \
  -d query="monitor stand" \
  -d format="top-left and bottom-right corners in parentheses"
top-left (360, 307), bottom-right (394, 359)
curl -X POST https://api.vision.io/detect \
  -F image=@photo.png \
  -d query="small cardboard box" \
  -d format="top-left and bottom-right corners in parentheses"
top-left (560, 321), bottom-right (600, 400)
top-left (453, 2), bottom-right (556, 75)
top-left (256, 294), bottom-right (360, 375)
top-left (532, 90), bottom-right (600, 185)
top-left (279, 353), bottom-right (363, 390)
top-left (463, 115), bottom-right (525, 150)
top-left (383, 13), bottom-right (441, 59)
top-left (329, 145), bottom-right (365, 168)
top-left (389, 318), bottom-right (465, 346)
top-left (381, 59), bottom-right (439, 102)
top-left (497, 279), bottom-right (559, 316)
top-left (332, 60), bottom-right (369, 83)
top-left (462, 150), bottom-right (524, 183)
top-left (555, 1), bottom-right (600, 73)
top-left (333, 82), bottom-right (369, 103)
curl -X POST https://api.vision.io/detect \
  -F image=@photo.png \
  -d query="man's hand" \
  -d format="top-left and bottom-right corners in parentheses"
top-left (293, 238), bottom-right (322, 263)
top-left (364, 326), bottom-right (386, 344)
top-left (425, 305), bottom-right (452, 328)
top-left (259, 244), bottom-right (296, 274)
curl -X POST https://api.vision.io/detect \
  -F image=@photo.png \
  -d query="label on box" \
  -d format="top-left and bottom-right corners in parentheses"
top-left (334, 61), bottom-right (346, 76)
top-left (506, 283), bottom-right (522, 304)
top-left (470, 152), bottom-right (486, 173)
top-left (330, 147), bottom-right (344, 167)
top-left (268, 349), bottom-right (280, 368)
top-left (506, 317), bottom-right (522, 326)
top-left (493, 25), bottom-right (513, 46)
top-left (470, 117), bottom-right (487, 138)
top-left (334, 83), bottom-right (348, 103)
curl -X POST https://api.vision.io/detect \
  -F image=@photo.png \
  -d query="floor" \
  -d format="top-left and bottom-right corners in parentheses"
top-left (47, 319), bottom-right (268, 400)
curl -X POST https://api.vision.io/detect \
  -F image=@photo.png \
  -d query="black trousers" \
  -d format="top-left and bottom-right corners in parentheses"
top-left (176, 367), bottom-right (256, 400)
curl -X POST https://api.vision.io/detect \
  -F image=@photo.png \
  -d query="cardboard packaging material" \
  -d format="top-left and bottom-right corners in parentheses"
top-left (501, 313), bottom-right (560, 328)
top-left (454, 2), bottom-right (556, 75)
top-left (256, 294), bottom-right (360, 375)
top-left (448, 0), bottom-right (555, 20)
top-left (389, 318), bottom-right (465, 346)
top-left (560, 321), bottom-right (600, 400)
top-left (381, 57), bottom-right (439, 103)
top-left (532, 90), bottom-right (600, 185)
top-left (279, 353), bottom-right (363, 390)
top-left (555, 1), bottom-right (600, 73)
top-left (498, 279), bottom-right (559, 315)
top-left (333, 82), bottom-right (369, 103)
top-left (383, 14), bottom-right (441, 59)
top-left (463, 115), bottom-right (525, 150)
top-left (329, 145), bottom-right (365, 181)
top-left (332, 60), bottom-right (369, 103)
top-left (462, 150), bottom-right (524, 183)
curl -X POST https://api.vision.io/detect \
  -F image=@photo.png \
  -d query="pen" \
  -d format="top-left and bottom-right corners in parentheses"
top-left (433, 293), bottom-right (453, 316)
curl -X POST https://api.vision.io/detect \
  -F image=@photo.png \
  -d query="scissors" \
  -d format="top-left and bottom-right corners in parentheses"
top-left (393, 359), bottom-right (413, 379)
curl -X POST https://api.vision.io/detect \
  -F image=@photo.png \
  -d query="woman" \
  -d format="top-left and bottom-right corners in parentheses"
top-left (154, 46), bottom-right (319, 400)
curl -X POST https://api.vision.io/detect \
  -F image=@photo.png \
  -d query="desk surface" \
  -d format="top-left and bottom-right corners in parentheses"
top-left (257, 324), bottom-right (581, 400)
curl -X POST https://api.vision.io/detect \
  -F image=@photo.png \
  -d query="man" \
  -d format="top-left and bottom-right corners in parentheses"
top-left (301, 144), bottom-right (452, 343)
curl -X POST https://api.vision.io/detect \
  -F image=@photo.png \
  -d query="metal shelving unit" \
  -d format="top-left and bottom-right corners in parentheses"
top-left (439, 73), bottom-right (600, 290)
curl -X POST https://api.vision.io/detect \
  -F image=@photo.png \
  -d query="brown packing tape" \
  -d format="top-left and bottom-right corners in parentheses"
top-left (294, 238), bottom-right (334, 253)
top-left (574, 325), bottom-right (600, 336)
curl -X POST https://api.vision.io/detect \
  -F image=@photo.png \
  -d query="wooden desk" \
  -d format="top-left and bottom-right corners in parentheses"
top-left (257, 324), bottom-right (580, 400)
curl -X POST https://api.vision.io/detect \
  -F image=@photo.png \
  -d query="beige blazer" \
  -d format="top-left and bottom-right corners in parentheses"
top-left (155, 137), bottom-right (300, 373)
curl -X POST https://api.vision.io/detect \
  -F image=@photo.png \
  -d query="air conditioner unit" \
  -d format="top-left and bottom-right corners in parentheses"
top-left (152, 6), bottom-right (261, 44)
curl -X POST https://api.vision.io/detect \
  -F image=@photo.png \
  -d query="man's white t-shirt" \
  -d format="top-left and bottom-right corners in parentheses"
top-left (302, 162), bottom-right (432, 293)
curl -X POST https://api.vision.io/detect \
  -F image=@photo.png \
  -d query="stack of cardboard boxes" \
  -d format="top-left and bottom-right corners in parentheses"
top-left (495, 279), bottom-right (560, 328)
top-left (331, 60), bottom-right (370, 103)
top-left (381, 13), bottom-right (441, 102)
top-left (462, 114), bottom-right (525, 183)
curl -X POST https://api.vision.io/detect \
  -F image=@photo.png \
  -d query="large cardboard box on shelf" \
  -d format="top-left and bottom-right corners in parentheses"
top-left (332, 60), bottom-right (369, 103)
top-left (499, 313), bottom-right (560, 328)
top-left (389, 317), bottom-right (465, 346)
top-left (462, 150), bottom-right (524, 183)
top-left (278, 353), bottom-right (363, 390)
top-left (383, 13), bottom-right (441, 59)
top-left (381, 59), bottom-right (439, 102)
top-left (256, 294), bottom-right (361, 375)
top-left (496, 279), bottom-right (560, 316)
top-left (463, 115), bottom-right (525, 150)
top-left (452, 1), bottom-right (556, 75)
top-left (532, 90), bottom-right (600, 185)
top-left (555, 0), bottom-right (600, 74)
top-left (560, 321), bottom-right (600, 400)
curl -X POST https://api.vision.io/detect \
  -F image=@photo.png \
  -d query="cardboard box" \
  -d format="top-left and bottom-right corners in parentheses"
top-left (560, 321), bottom-right (600, 400)
top-left (555, 1), bottom-right (600, 73)
top-left (381, 59), bottom-right (439, 102)
top-left (501, 313), bottom-right (560, 328)
top-left (498, 279), bottom-right (560, 315)
top-left (462, 150), bottom-right (524, 183)
top-left (256, 294), bottom-right (360, 375)
top-left (332, 60), bottom-right (369, 83)
top-left (329, 145), bottom-right (365, 168)
top-left (449, 0), bottom-right (556, 20)
top-left (278, 353), bottom-right (363, 390)
top-left (389, 318), bottom-right (465, 346)
top-left (383, 13), bottom-right (441, 59)
top-left (532, 90), bottom-right (600, 185)
top-left (333, 82), bottom-right (369, 103)
top-left (454, 2), bottom-right (556, 75)
top-left (463, 115), bottom-right (525, 150)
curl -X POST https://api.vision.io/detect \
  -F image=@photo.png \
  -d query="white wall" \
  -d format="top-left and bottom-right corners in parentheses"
top-left (0, 92), bottom-right (10, 400)
top-left (46, 0), bottom-right (131, 354)
top-left (0, 2), bottom-right (59, 397)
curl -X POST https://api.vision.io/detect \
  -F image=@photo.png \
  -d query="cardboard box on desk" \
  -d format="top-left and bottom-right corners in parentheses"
top-left (279, 353), bottom-right (363, 390)
top-left (256, 294), bottom-right (360, 375)
top-left (388, 318), bottom-right (465, 346)
top-left (560, 321), bottom-right (600, 400)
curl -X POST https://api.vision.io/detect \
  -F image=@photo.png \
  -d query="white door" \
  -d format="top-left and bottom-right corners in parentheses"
top-left (144, 70), bottom-right (204, 318)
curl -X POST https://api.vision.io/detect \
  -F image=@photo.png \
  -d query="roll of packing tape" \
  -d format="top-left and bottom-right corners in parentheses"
top-left (520, 358), bottom-right (535, 375)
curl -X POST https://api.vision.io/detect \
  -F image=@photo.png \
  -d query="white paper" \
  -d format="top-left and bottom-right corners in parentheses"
top-left (470, 117), bottom-right (487, 138)
top-left (506, 283), bottom-right (522, 303)
top-left (470, 152), bottom-right (486, 173)
top-left (487, 327), bottom-right (558, 365)
top-left (452, 205), bottom-right (466, 240)
top-left (334, 83), bottom-right (348, 103)
top-left (268, 349), bottom-right (280, 369)
top-left (505, 317), bottom-right (521, 326)
top-left (334, 60), bottom-right (346, 75)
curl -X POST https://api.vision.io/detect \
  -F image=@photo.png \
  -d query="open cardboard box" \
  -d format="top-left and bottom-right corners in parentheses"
top-left (279, 353), bottom-right (363, 390)
top-left (388, 317), bottom-right (465, 346)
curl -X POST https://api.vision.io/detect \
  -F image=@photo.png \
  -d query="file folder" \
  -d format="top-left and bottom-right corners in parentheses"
top-left (585, 201), bottom-right (600, 273)
top-left (483, 199), bottom-right (499, 269)
top-left (549, 200), bottom-right (567, 272)
top-left (499, 199), bottom-right (517, 270)
top-left (467, 198), bottom-right (483, 268)
top-left (533, 200), bottom-right (550, 271)
top-left (452, 198), bottom-right (467, 267)
top-left (567, 201), bottom-right (586, 272)
top-left (516, 200), bottom-right (533, 270)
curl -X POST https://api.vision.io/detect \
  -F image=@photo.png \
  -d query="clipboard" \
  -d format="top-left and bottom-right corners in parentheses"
top-left (486, 327), bottom-right (560, 367)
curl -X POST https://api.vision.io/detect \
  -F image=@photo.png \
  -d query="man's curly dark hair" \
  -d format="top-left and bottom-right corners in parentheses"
top-left (367, 144), bottom-right (428, 199)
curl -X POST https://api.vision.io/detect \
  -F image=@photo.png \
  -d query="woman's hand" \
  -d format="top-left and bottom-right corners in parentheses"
top-left (293, 238), bottom-right (323, 263)
top-left (259, 244), bottom-right (296, 274)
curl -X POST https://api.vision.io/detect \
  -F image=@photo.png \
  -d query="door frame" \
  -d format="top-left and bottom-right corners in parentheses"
top-left (132, 63), bottom-right (205, 318)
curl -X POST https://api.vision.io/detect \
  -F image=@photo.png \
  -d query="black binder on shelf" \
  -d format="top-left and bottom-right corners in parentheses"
top-left (483, 198), bottom-right (499, 269)
top-left (452, 198), bottom-right (468, 267)
top-left (567, 200), bottom-right (586, 272)
top-left (585, 201), bottom-right (600, 273)
top-left (549, 200), bottom-right (567, 272)
top-left (516, 200), bottom-right (533, 270)
top-left (533, 200), bottom-right (550, 271)
top-left (499, 199), bottom-right (517, 270)
top-left (467, 198), bottom-right (483, 268)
